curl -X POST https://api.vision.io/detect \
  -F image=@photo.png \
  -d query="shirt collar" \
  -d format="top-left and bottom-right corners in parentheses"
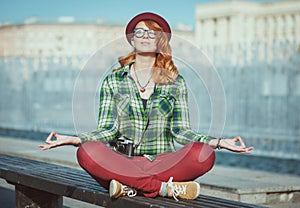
top-left (121, 65), bottom-right (130, 77)
top-left (121, 60), bottom-right (135, 77)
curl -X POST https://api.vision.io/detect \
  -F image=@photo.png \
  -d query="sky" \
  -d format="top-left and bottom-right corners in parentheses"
top-left (0, 0), bottom-right (278, 30)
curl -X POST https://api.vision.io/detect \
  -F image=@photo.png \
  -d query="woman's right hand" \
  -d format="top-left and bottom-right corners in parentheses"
top-left (39, 131), bottom-right (81, 150)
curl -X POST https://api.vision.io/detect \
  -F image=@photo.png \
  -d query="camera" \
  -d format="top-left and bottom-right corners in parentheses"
top-left (109, 136), bottom-right (134, 158)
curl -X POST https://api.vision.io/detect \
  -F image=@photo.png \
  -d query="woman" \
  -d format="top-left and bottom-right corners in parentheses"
top-left (39, 12), bottom-right (253, 201)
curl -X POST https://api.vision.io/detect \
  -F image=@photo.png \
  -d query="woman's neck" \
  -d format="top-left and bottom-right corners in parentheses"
top-left (134, 53), bottom-right (156, 71)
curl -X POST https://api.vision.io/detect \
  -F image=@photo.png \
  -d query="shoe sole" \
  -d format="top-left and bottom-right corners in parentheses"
top-left (194, 182), bottom-right (200, 199)
top-left (109, 179), bottom-right (117, 198)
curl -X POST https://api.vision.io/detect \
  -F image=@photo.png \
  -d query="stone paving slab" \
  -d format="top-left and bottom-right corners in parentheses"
top-left (197, 166), bottom-right (300, 205)
top-left (0, 136), bottom-right (79, 168)
top-left (200, 166), bottom-right (300, 193)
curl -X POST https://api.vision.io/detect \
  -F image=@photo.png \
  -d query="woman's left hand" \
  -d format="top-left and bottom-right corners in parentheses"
top-left (214, 136), bottom-right (254, 153)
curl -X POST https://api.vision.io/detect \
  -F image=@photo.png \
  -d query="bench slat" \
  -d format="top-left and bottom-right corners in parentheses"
top-left (0, 154), bottom-right (263, 208)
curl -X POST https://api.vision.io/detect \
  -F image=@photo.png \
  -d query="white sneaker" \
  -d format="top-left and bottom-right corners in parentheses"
top-left (160, 177), bottom-right (200, 201)
top-left (109, 179), bottom-right (137, 198)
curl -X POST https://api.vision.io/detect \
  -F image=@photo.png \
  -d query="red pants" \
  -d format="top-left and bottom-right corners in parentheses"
top-left (77, 141), bottom-right (215, 198)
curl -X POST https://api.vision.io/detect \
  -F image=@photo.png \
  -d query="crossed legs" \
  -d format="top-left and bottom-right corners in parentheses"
top-left (77, 141), bottom-right (215, 198)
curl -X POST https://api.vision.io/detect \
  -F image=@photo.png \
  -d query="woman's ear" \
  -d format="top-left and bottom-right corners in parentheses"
top-left (131, 38), bottom-right (135, 47)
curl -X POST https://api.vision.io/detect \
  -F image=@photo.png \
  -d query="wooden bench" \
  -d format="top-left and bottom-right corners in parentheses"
top-left (0, 154), bottom-right (263, 208)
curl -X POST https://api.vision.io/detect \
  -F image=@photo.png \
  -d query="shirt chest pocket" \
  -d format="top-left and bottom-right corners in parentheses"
top-left (114, 93), bottom-right (131, 116)
top-left (156, 93), bottom-right (175, 117)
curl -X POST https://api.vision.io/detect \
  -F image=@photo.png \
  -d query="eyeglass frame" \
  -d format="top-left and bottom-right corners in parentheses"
top-left (133, 28), bottom-right (161, 39)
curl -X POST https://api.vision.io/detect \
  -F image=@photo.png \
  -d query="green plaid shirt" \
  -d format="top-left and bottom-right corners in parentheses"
top-left (79, 64), bottom-right (210, 156)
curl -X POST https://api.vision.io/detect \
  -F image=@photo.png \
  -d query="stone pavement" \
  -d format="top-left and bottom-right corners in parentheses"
top-left (0, 136), bottom-right (299, 208)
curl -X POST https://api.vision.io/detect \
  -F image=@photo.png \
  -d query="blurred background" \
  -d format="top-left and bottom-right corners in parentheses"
top-left (0, 0), bottom-right (299, 175)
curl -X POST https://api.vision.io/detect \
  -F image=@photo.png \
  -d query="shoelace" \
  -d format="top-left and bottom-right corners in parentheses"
top-left (166, 177), bottom-right (187, 201)
top-left (123, 186), bottom-right (137, 197)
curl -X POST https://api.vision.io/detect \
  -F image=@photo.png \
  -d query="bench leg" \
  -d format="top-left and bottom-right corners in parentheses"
top-left (15, 184), bottom-right (63, 208)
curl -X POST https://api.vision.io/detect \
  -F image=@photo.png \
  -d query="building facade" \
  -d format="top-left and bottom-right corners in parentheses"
top-left (0, 21), bottom-right (194, 58)
top-left (195, 0), bottom-right (300, 65)
top-left (0, 23), bottom-right (125, 57)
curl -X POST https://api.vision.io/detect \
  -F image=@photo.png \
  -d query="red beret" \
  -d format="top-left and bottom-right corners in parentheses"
top-left (125, 12), bottom-right (171, 43)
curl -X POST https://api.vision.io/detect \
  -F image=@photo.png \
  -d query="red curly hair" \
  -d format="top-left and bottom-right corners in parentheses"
top-left (115, 20), bottom-right (178, 84)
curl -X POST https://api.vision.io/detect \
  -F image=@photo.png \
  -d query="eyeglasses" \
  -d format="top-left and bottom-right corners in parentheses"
top-left (133, 28), bottom-right (160, 39)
